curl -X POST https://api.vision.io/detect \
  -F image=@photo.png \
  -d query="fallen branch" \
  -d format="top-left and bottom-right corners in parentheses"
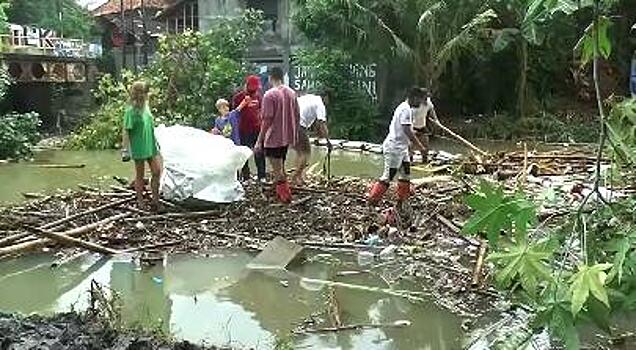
top-left (110, 185), bottom-right (177, 208)
top-left (0, 213), bottom-right (130, 256)
top-left (328, 286), bottom-right (342, 328)
top-left (197, 226), bottom-right (249, 240)
top-left (302, 321), bottom-right (411, 334)
top-left (435, 214), bottom-right (480, 246)
top-left (0, 196), bottom-right (135, 248)
top-left (124, 240), bottom-right (184, 252)
top-left (28, 226), bottom-right (121, 255)
top-left (21, 192), bottom-right (45, 199)
top-left (31, 163), bottom-right (86, 169)
top-left (299, 240), bottom-right (375, 250)
top-left (299, 277), bottom-right (425, 301)
top-left (471, 240), bottom-right (488, 287)
top-left (124, 210), bottom-right (220, 222)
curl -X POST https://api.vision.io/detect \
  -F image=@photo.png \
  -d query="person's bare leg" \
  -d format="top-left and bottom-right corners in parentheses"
top-left (134, 161), bottom-right (146, 207)
top-left (148, 156), bottom-right (162, 210)
top-left (292, 150), bottom-right (308, 186)
top-left (269, 157), bottom-right (284, 183)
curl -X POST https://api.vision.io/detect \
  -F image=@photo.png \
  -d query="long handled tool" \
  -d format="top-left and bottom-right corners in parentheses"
top-left (322, 147), bottom-right (332, 183)
top-left (432, 119), bottom-right (488, 156)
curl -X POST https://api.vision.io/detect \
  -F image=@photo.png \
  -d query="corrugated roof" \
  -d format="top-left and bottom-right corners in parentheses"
top-left (92, 0), bottom-right (175, 17)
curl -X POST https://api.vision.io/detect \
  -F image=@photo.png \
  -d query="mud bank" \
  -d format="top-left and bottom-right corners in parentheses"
top-left (0, 312), bottom-right (216, 350)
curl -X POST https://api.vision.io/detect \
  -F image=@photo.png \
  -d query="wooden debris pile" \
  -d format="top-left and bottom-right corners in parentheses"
top-left (0, 176), bottom-right (495, 315)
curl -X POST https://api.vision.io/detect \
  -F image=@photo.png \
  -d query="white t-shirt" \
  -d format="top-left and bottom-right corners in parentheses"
top-left (382, 101), bottom-right (414, 153)
top-left (298, 94), bottom-right (327, 129)
top-left (413, 97), bottom-right (435, 129)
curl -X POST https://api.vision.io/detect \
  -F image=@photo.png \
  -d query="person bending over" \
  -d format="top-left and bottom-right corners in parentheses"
top-left (367, 87), bottom-right (428, 205)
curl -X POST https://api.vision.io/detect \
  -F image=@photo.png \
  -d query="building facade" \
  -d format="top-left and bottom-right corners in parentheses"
top-left (93, 0), bottom-right (300, 75)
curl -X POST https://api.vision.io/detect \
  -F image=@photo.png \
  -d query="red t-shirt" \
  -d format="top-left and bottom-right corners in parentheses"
top-left (261, 85), bottom-right (299, 148)
top-left (232, 90), bottom-right (262, 136)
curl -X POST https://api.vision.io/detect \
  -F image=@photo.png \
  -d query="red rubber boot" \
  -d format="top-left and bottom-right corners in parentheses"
top-left (275, 181), bottom-right (293, 204)
top-left (367, 181), bottom-right (388, 205)
top-left (397, 180), bottom-right (411, 201)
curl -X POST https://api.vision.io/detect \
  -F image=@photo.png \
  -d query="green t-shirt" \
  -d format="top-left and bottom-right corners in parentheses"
top-left (123, 105), bottom-right (158, 160)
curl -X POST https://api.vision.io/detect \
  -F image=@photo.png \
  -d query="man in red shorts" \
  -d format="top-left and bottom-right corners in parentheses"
top-left (255, 67), bottom-right (299, 203)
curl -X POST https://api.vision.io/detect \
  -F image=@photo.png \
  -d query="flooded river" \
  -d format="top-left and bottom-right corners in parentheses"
top-left (0, 148), bottom-right (383, 203)
top-left (0, 138), bottom-right (533, 203)
top-left (0, 250), bottom-right (461, 349)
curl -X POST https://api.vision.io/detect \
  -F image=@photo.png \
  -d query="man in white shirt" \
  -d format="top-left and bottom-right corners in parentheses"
top-left (367, 87), bottom-right (428, 205)
top-left (412, 91), bottom-right (438, 163)
top-left (292, 90), bottom-right (332, 185)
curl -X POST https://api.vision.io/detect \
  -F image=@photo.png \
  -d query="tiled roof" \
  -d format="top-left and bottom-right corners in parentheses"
top-left (92, 0), bottom-right (175, 17)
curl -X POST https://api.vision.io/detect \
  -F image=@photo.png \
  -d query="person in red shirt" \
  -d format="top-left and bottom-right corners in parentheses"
top-left (232, 75), bottom-right (266, 181)
top-left (255, 67), bottom-right (299, 203)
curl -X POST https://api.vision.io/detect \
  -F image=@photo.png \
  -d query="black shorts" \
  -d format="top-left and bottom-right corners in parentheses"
top-left (264, 146), bottom-right (288, 159)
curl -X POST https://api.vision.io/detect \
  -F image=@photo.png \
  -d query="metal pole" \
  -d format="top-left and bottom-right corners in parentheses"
top-left (120, 0), bottom-right (126, 71)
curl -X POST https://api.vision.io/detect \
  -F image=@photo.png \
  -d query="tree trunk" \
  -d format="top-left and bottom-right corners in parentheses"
top-left (517, 40), bottom-right (528, 118)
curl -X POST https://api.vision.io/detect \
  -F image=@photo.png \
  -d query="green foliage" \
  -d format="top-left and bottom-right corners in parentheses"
top-left (7, 0), bottom-right (94, 39)
top-left (66, 73), bottom-right (130, 150)
top-left (293, 47), bottom-right (380, 140)
top-left (569, 263), bottom-right (612, 316)
top-left (68, 11), bottom-right (263, 150)
top-left (534, 285), bottom-right (580, 350)
top-left (488, 239), bottom-right (554, 296)
top-left (463, 181), bottom-right (537, 244)
top-left (462, 182), bottom-right (636, 348)
top-left (294, 0), bottom-right (496, 88)
top-left (606, 99), bottom-right (636, 167)
top-left (577, 15), bottom-right (613, 65)
top-left (0, 112), bottom-right (41, 160)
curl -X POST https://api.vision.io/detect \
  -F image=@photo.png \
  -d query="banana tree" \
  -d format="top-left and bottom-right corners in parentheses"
top-left (488, 0), bottom-right (584, 117)
top-left (294, 0), bottom-right (497, 92)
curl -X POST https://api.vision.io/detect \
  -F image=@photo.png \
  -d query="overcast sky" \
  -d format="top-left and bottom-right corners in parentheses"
top-left (75, 0), bottom-right (108, 10)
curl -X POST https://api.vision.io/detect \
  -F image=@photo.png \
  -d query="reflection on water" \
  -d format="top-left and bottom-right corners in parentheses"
top-left (0, 251), bottom-right (461, 349)
top-left (0, 138), bottom-right (534, 203)
top-left (0, 148), bottom-right (383, 203)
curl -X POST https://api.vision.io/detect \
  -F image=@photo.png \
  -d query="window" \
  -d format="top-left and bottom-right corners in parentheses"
top-left (246, 0), bottom-right (278, 32)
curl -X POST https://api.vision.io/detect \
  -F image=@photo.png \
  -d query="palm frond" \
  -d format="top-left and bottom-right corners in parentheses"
top-left (336, 0), bottom-right (415, 59)
top-left (434, 9), bottom-right (497, 79)
top-left (417, 1), bottom-right (445, 30)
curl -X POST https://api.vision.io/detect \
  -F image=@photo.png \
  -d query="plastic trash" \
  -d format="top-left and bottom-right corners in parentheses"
top-left (152, 276), bottom-right (163, 284)
top-left (393, 320), bottom-right (412, 327)
top-left (357, 251), bottom-right (375, 266)
top-left (155, 125), bottom-right (252, 203)
top-left (364, 234), bottom-right (382, 246)
top-left (379, 245), bottom-right (397, 261)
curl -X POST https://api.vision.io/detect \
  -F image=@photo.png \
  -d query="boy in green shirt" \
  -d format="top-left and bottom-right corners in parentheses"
top-left (121, 81), bottom-right (162, 211)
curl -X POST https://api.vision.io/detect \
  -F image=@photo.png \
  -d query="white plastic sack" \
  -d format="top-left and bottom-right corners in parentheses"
top-left (155, 125), bottom-right (252, 203)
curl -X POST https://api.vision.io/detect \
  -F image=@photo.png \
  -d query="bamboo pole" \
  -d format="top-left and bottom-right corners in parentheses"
top-left (124, 210), bottom-right (219, 222)
top-left (30, 164), bottom-right (86, 169)
top-left (0, 196), bottom-right (134, 248)
top-left (471, 240), bottom-right (488, 287)
top-left (0, 213), bottom-right (130, 256)
top-left (432, 119), bottom-right (488, 156)
top-left (29, 226), bottom-right (121, 255)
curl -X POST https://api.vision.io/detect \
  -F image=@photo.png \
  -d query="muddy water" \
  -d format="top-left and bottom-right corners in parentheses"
top-left (0, 138), bottom-right (532, 203)
top-left (0, 148), bottom-right (384, 203)
top-left (0, 251), bottom-right (461, 349)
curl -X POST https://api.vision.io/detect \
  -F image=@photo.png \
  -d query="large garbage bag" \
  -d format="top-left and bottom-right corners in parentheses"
top-left (155, 125), bottom-right (252, 203)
